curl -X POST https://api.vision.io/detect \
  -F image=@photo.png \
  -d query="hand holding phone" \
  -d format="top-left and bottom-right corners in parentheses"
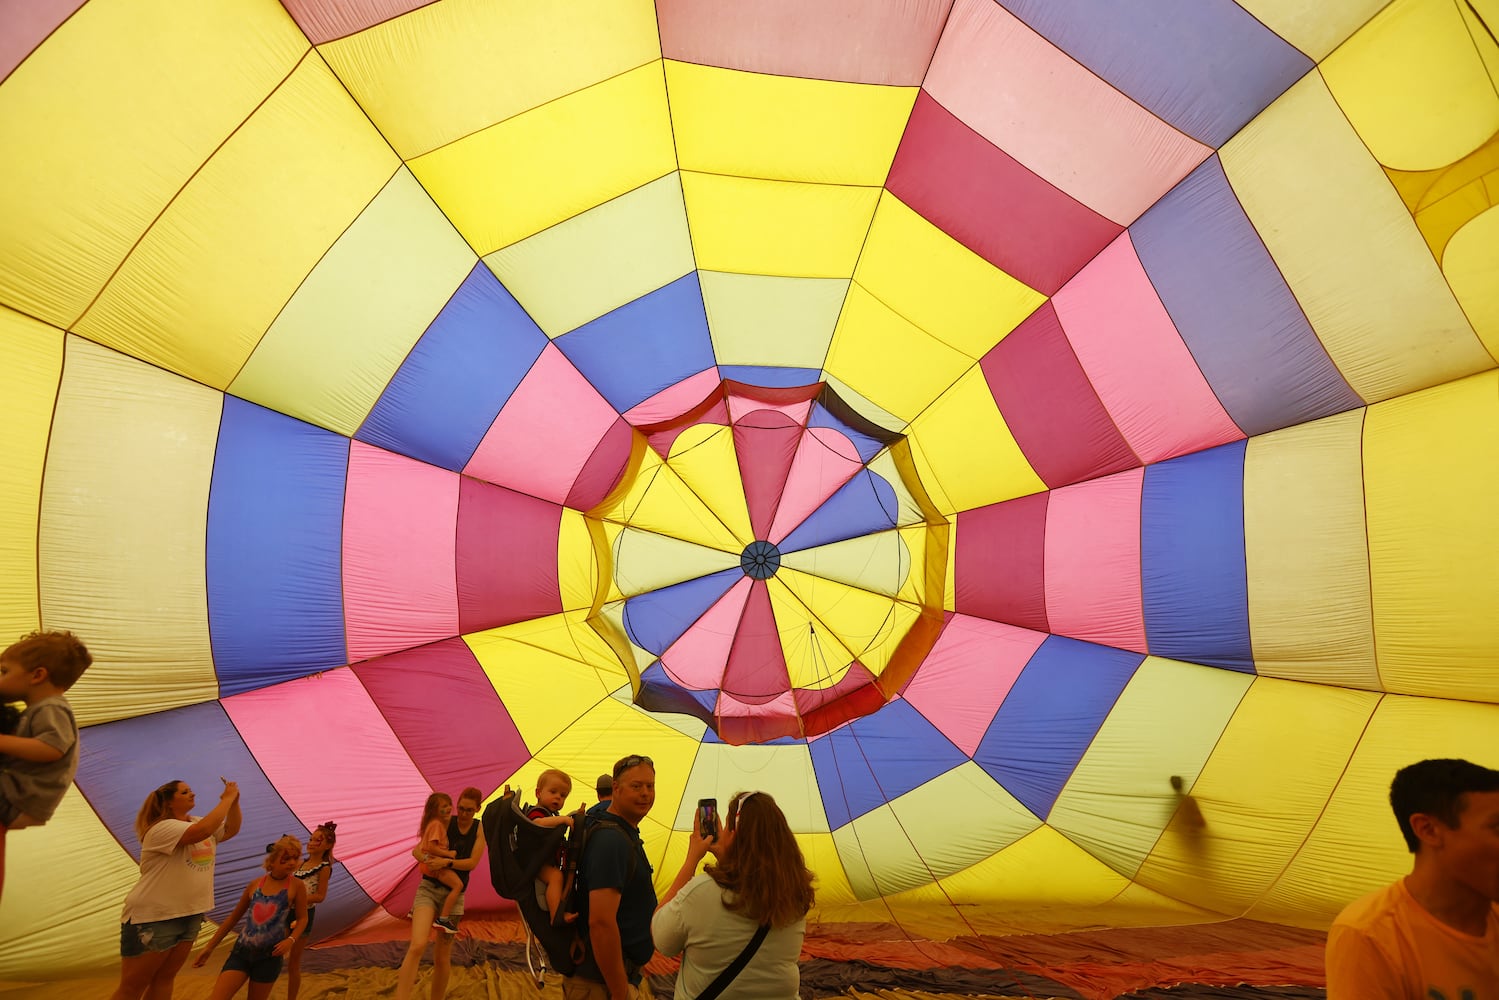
top-left (696, 797), bottom-right (718, 840)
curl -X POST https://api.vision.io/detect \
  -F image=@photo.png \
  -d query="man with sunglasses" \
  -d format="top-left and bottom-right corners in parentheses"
top-left (565, 754), bottom-right (657, 1000)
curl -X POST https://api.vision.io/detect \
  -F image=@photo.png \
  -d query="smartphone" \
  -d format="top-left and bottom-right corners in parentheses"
top-left (696, 797), bottom-right (718, 840)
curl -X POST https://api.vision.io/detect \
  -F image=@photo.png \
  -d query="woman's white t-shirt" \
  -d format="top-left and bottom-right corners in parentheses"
top-left (120, 817), bottom-right (223, 923)
top-left (651, 872), bottom-right (804, 1000)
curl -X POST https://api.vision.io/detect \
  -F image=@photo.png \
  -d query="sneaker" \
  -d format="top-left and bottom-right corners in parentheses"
top-left (433, 916), bottom-right (458, 935)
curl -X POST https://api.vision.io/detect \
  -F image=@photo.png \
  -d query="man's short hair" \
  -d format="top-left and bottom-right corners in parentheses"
top-left (612, 754), bottom-right (653, 782)
top-left (595, 774), bottom-right (612, 798)
top-left (1390, 758), bottom-right (1499, 852)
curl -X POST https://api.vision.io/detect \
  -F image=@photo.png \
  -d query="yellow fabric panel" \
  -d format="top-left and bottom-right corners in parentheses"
top-left (1234, 0), bottom-right (1388, 60)
top-left (484, 173), bottom-right (694, 338)
top-left (855, 194), bottom-right (1044, 358)
top-left (40, 337), bottom-right (219, 727)
top-left (700, 271), bottom-right (848, 370)
top-left (824, 285), bottom-right (978, 424)
top-left (799, 833), bottom-right (858, 908)
top-left (410, 64), bottom-right (675, 255)
top-left (1048, 657), bottom-right (1253, 880)
top-left (764, 577), bottom-right (863, 691)
top-left (557, 508), bottom-right (599, 612)
top-left (776, 567), bottom-right (918, 683)
top-left (904, 368), bottom-right (1046, 515)
top-left (74, 57), bottom-right (399, 390)
top-left (938, 825), bottom-right (1126, 908)
top-left (1252, 694), bottom-right (1499, 927)
top-left (896, 526), bottom-right (936, 608)
top-left (0, 309), bottom-right (61, 640)
top-left (228, 168), bottom-right (473, 435)
top-left (1245, 409), bottom-right (1379, 687)
top-left (676, 742), bottom-right (826, 832)
top-left (664, 424), bottom-right (754, 546)
top-left (681, 171), bottom-right (881, 278)
top-left (887, 762), bottom-right (1040, 885)
top-left (780, 531), bottom-right (911, 599)
top-left (594, 449), bottom-right (745, 554)
top-left (0, 787), bottom-right (145, 976)
top-left (1444, 206), bottom-right (1499, 362)
top-left (608, 527), bottom-right (739, 598)
top-left (1363, 370), bottom-right (1499, 700)
top-left (318, 0), bottom-right (661, 159)
top-left (1222, 72), bottom-right (1491, 404)
top-left (1320, 0), bottom-right (1499, 171)
top-left (1133, 677), bottom-right (1378, 917)
top-left (0, 0), bottom-right (307, 328)
top-left (821, 372), bottom-right (908, 434)
top-left (665, 60), bottom-right (915, 185)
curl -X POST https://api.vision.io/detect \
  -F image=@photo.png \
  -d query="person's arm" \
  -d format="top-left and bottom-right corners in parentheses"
top-left (452, 823), bottom-right (485, 873)
top-left (657, 822), bottom-right (715, 910)
top-left (1324, 924), bottom-right (1406, 1000)
top-left (650, 880), bottom-right (690, 958)
top-left (179, 781), bottom-right (238, 848)
top-left (193, 882), bottom-right (254, 966)
top-left (273, 881), bottom-right (310, 957)
top-left (588, 886), bottom-right (630, 1000)
top-left (529, 813), bottom-right (574, 830)
top-left (419, 821), bottom-right (457, 859)
top-left (0, 702), bottom-right (71, 762)
top-left (223, 785), bottom-right (243, 841)
top-left (0, 733), bottom-right (63, 762)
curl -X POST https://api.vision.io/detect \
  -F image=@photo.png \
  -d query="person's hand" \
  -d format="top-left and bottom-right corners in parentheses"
top-left (273, 937), bottom-right (295, 957)
top-left (192, 945), bottom-right (212, 968)
top-left (219, 778), bottom-right (239, 802)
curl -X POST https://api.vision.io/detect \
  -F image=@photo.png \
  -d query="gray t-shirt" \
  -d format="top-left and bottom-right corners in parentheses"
top-left (0, 695), bottom-right (79, 823)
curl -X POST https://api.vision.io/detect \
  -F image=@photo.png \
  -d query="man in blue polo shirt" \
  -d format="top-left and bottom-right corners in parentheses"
top-left (565, 754), bottom-right (657, 1000)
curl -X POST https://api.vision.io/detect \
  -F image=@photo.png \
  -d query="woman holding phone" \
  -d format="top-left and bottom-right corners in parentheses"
top-left (652, 791), bottom-right (814, 999)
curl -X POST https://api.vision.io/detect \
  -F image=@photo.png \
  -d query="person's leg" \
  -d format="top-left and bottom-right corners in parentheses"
top-left (438, 870), bottom-right (463, 916)
top-left (286, 934), bottom-right (308, 1000)
top-left (245, 983), bottom-right (275, 1000)
top-left (207, 969), bottom-right (250, 1000)
top-left (393, 904), bottom-right (436, 1000)
top-left (110, 952), bottom-right (172, 1000)
top-left (430, 932), bottom-right (454, 1000)
top-left (144, 940), bottom-right (195, 1000)
top-left (540, 864), bottom-right (564, 921)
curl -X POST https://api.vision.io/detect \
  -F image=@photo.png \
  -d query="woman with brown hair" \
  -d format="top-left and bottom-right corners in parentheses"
top-left (652, 790), bottom-right (815, 1000)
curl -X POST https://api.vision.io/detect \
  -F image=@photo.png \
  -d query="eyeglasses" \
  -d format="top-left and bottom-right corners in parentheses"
top-left (613, 755), bottom-right (653, 778)
top-left (456, 805), bottom-right (477, 815)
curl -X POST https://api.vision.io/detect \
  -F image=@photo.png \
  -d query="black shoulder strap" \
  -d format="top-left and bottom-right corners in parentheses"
top-left (694, 922), bottom-right (770, 1000)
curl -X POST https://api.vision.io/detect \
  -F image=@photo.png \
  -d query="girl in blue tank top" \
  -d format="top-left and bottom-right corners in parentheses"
top-left (192, 835), bottom-right (310, 998)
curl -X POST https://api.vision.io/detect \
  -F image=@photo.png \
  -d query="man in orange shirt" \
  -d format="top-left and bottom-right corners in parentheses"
top-left (1326, 758), bottom-right (1499, 999)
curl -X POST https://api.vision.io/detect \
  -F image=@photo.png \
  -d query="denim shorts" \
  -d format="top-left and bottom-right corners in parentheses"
top-left (223, 944), bottom-right (284, 983)
top-left (119, 914), bottom-right (205, 957)
top-left (413, 877), bottom-right (464, 924)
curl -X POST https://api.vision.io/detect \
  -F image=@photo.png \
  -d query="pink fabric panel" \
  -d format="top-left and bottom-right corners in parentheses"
top-left (1044, 467), bottom-right (1147, 653)
top-left (280, 0), bottom-right (427, 44)
top-left (661, 578), bottom-right (750, 689)
top-left (455, 478), bottom-right (563, 632)
top-left (924, 0), bottom-right (1210, 226)
top-left (1, 0), bottom-right (84, 82)
top-left (656, 0), bottom-right (953, 85)
top-left (722, 580), bottom-right (791, 701)
top-left (726, 395), bottom-right (812, 426)
top-left (625, 367), bottom-right (721, 426)
top-left (465, 344), bottom-right (620, 506)
top-left (344, 442), bottom-right (459, 663)
top-left (767, 428), bottom-right (863, 544)
top-left (222, 669), bottom-right (434, 902)
top-left (901, 615), bottom-right (1044, 757)
top-left (1053, 233), bottom-right (1245, 464)
top-left (954, 491), bottom-right (1050, 632)
top-left (734, 411), bottom-right (802, 539)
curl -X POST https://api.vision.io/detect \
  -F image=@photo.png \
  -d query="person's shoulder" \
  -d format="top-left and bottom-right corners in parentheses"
top-left (25, 695), bottom-right (75, 721)
top-left (1331, 880), bottom-right (1405, 933)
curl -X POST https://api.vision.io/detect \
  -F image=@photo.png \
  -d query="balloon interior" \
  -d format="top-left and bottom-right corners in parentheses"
top-left (1, 0), bottom-right (1495, 995)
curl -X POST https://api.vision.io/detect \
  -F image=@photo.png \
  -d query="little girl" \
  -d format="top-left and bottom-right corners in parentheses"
top-left (193, 835), bottom-right (310, 999)
top-left (415, 793), bottom-right (464, 934)
top-left (287, 821), bottom-right (336, 1000)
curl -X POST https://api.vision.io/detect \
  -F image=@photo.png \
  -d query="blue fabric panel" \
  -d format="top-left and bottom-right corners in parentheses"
top-left (779, 469), bottom-right (897, 553)
top-left (1131, 157), bottom-right (1363, 435)
top-left (638, 662), bottom-right (720, 720)
top-left (553, 273), bottom-right (718, 413)
top-left (999, 0), bottom-right (1312, 147)
top-left (811, 699), bottom-right (968, 828)
top-left (973, 636), bottom-right (1143, 819)
top-left (209, 397), bottom-right (348, 695)
top-left (74, 701), bottom-right (329, 924)
top-left (357, 264), bottom-right (549, 470)
top-left (1141, 440), bottom-right (1254, 672)
top-left (718, 365), bottom-right (822, 388)
top-left (622, 568), bottom-right (740, 655)
top-left (809, 403), bottom-right (887, 463)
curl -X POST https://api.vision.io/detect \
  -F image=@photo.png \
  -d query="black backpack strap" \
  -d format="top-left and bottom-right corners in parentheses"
top-left (694, 923), bottom-right (770, 1000)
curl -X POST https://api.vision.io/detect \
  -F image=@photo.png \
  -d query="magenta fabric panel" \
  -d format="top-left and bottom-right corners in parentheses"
top-left (567, 416), bottom-right (636, 511)
top-left (980, 302), bottom-right (1139, 488)
top-left (734, 410), bottom-right (803, 539)
top-left (351, 637), bottom-right (527, 802)
top-left (1, 0), bottom-right (85, 82)
top-left (886, 91), bottom-right (1124, 295)
top-left (281, 0), bottom-right (429, 44)
top-left (901, 614), bottom-right (1044, 757)
top-left (1044, 468), bottom-right (1147, 653)
top-left (722, 580), bottom-right (790, 702)
top-left (954, 491), bottom-right (1050, 632)
top-left (455, 477), bottom-right (563, 633)
top-left (656, 0), bottom-right (953, 85)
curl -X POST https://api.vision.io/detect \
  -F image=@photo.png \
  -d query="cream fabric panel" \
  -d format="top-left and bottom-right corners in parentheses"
top-left (1222, 72), bottom-right (1491, 403)
top-left (1235, 0), bottom-right (1388, 60)
top-left (1245, 409), bottom-right (1378, 687)
top-left (700, 271), bottom-right (848, 370)
top-left (0, 308), bottom-right (62, 640)
top-left (40, 336), bottom-right (220, 726)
